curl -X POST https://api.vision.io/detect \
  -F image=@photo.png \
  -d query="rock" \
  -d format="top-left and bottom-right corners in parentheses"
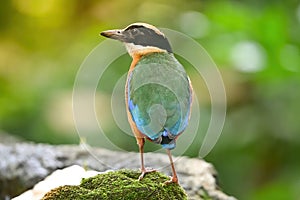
top-left (12, 165), bottom-right (102, 200)
top-left (0, 143), bottom-right (236, 200)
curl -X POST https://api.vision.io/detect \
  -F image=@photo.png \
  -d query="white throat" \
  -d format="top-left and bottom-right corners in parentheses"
top-left (124, 43), bottom-right (167, 57)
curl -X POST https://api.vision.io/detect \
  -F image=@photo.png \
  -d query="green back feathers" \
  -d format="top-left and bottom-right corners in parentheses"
top-left (127, 52), bottom-right (191, 149)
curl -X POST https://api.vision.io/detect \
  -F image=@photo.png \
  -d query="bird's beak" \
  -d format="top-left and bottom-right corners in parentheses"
top-left (100, 29), bottom-right (124, 41)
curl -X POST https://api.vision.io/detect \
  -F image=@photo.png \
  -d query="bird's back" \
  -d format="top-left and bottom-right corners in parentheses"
top-left (127, 52), bottom-right (192, 149)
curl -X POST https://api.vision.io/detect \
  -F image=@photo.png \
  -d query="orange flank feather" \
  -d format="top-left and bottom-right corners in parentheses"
top-left (125, 55), bottom-right (144, 141)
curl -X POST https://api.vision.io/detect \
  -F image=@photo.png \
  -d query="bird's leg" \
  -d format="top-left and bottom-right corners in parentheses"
top-left (137, 137), bottom-right (156, 181)
top-left (138, 138), bottom-right (146, 177)
top-left (164, 149), bottom-right (178, 184)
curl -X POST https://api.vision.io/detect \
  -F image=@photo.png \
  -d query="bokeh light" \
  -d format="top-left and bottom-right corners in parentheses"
top-left (179, 11), bottom-right (210, 38)
top-left (230, 41), bottom-right (266, 73)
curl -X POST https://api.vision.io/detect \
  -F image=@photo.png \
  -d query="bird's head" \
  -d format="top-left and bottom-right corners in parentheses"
top-left (100, 22), bottom-right (172, 57)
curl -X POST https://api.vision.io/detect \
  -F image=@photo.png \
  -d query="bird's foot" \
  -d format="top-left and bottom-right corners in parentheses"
top-left (138, 167), bottom-right (156, 181)
top-left (164, 176), bottom-right (178, 184)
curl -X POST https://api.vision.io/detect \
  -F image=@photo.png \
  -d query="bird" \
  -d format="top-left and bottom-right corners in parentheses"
top-left (100, 22), bottom-right (193, 184)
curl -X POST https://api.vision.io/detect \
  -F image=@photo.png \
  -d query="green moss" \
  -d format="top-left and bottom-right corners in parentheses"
top-left (42, 169), bottom-right (187, 200)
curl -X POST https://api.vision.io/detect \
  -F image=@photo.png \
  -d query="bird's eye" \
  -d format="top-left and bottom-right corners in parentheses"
top-left (131, 29), bottom-right (138, 34)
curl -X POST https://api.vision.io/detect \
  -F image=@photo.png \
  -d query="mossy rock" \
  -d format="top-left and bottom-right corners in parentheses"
top-left (42, 169), bottom-right (187, 200)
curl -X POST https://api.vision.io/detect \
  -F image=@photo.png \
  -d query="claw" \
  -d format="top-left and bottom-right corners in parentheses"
top-left (164, 176), bottom-right (178, 184)
top-left (138, 167), bottom-right (156, 181)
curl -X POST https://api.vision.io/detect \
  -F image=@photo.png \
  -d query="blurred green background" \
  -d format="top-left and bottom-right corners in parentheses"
top-left (1, 0), bottom-right (300, 199)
